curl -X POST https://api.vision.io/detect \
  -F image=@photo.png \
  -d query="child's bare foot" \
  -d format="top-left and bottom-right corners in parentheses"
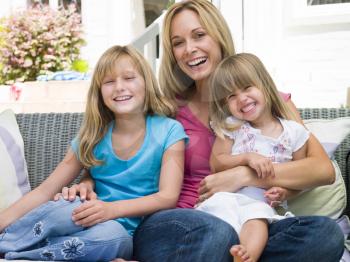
top-left (230, 245), bottom-right (254, 262)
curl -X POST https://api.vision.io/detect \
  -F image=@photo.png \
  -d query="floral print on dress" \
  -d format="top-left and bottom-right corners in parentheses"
top-left (229, 120), bottom-right (301, 163)
top-left (33, 221), bottom-right (44, 237)
top-left (235, 124), bottom-right (257, 154)
top-left (40, 249), bottom-right (55, 261)
top-left (61, 237), bottom-right (85, 260)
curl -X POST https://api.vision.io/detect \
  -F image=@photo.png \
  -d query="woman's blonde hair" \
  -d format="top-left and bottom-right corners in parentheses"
top-left (159, 0), bottom-right (235, 110)
top-left (78, 45), bottom-right (173, 168)
top-left (210, 53), bottom-right (297, 138)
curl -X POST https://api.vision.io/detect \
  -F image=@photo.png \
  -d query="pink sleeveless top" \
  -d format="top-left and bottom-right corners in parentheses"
top-left (175, 92), bottom-right (291, 208)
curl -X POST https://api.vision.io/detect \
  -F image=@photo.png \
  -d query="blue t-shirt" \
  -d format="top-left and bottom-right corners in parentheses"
top-left (71, 115), bottom-right (188, 235)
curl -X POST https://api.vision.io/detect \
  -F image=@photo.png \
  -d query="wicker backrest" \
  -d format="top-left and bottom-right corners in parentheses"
top-left (16, 113), bottom-right (84, 189)
top-left (16, 108), bottom-right (350, 205)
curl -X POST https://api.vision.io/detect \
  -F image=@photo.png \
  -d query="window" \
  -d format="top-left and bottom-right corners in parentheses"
top-left (284, 0), bottom-right (350, 26)
top-left (144, 0), bottom-right (169, 26)
top-left (59, 0), bottom-right (81, 13)
top-left (308, 0), bottom-right (350, 5)
top-left (27, 0), bottom-right (81, 13)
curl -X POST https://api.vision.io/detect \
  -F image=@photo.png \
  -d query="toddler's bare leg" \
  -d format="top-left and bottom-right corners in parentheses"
top-left (231, 219), bottom-right (268, 262)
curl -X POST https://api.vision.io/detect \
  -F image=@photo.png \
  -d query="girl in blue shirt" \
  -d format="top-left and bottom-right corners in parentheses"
top-left (0, 45), bottom-right (187, 261)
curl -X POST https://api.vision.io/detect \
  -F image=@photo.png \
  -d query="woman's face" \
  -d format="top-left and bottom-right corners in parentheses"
top-left (170, 9), bottom-right (222, 82)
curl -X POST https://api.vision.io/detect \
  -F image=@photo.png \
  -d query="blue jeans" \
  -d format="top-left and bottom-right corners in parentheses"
top-left (133, 209), bottom-right (344, 262)
top-left (0, 197), bottom-right (132, 261)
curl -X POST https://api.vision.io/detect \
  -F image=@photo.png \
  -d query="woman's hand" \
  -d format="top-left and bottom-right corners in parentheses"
top-left (53, 182), bottom-right (97, 202)
top-left (198, 166), bottom-right (253, 202)
top-left (72, 199), bottom-right (113, 227)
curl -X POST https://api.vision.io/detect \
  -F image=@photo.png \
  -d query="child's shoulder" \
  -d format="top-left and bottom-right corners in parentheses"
top-left (280, 118), bottom-right (305, 129)
top-left (279, 118), bottom-right (309, 136)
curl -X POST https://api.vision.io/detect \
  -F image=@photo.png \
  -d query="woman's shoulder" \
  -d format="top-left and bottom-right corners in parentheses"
top-left (279, 91), bottom-right (291, 102)
top-left (149, 114), bottom-right (183, 128)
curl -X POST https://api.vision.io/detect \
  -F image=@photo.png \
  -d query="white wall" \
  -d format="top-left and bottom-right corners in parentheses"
top-left (235, 0), bottom-right (350, 108)
top-left (0, 0), bottom-right (27, 18)
top-left (81, 0), bottom-right (145, 70)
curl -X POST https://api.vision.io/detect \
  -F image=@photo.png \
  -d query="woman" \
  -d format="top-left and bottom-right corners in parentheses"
top-left (133, 1), bottom-right (343, 261)
top-left (63, 1), bottom-right (343, 261)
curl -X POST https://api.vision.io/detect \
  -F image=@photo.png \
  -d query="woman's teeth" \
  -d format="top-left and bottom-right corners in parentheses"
top-left (188, 57), bottom-right (207, 67)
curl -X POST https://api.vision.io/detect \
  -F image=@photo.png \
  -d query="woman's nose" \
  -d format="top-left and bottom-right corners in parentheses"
top-left (185, 40), bottom-right (196, 54)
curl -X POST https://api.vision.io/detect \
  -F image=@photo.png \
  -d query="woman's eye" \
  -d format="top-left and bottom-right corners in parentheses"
top-left (125, 76), bottom-right (135, 80)
top-left (172, 41), bottom-right (183, 47)
top-left (195, 32), bottom-right (205, 38)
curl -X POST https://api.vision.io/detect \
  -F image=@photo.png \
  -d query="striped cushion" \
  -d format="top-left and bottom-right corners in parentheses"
top-left (0, 109), bottom-right (31, 211)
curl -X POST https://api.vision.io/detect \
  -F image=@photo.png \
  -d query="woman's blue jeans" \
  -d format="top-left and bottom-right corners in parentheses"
top-left (133, 209), bottom-right (344, 262)
top-left (0, 197), bottom-right (132, 261)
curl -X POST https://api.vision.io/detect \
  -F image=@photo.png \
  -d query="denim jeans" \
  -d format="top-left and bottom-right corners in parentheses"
top-left (133, 209), bottom-right (344, 262)
top-left (0, 197), bottom-right (132, 261)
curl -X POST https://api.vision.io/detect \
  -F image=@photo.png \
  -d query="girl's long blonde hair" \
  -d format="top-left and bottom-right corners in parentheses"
top-left (159, 0), bottom-right (235, 110)
top-left (78, 45), bottom-right (173, 168)
top-left (210, 53), bottom-right (298, 138)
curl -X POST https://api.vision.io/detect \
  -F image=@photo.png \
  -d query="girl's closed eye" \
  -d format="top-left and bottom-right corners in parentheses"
top-left (227, 93), bottom-right (236, 100)
top-left (124, 75), bottom-right (135, 80)
top-left (102, 79), bottom-right (115, 85)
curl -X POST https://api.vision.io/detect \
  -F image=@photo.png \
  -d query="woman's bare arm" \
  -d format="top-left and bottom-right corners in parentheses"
top-left (199, 99), bottom-right (335, 198)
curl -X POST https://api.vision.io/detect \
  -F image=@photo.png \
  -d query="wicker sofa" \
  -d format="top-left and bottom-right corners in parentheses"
top-left (15, 108), bottom-right (350, 215)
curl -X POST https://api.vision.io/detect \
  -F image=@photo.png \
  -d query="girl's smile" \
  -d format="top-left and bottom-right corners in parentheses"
top-left (227, 86), bottom-right (270, 126)
top-left (101, 56), bottom-right (145, 117)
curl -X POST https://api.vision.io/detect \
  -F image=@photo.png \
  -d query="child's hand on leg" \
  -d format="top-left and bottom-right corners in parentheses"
top-left (54, 182), bottom-right (97, 202)
top-left (72, 199), bottom-right (113, 227)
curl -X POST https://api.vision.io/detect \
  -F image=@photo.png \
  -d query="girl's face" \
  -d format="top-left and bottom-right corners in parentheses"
top-left (170, 9), bottom-right (222, 82)
top-left (101, 56), bottom-right (145, 118)
top-left (227, 86), bottom-right (269, 125)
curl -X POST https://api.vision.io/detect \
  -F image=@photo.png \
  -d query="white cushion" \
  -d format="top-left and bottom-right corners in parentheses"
top-left (275, 117), bottom-right (350, 219)
top-left (304, 117), bottom-right (350, 158)
top-left (276, 160), bottom-right (346, 219)
top-left (0, 109), bottom-right (31, 211)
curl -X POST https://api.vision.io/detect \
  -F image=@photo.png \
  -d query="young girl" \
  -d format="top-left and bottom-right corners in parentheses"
top-left (0, 45), bottom-right (187, 261)
top-left (196, 53), bottom-right (310, 262)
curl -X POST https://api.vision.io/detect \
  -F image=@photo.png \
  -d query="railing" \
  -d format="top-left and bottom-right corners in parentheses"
top-left (131, 12), bottom-right (165, 74)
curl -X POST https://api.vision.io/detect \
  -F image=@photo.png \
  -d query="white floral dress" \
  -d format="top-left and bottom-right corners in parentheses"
top-left (197, 118), bottom-right (309, 233)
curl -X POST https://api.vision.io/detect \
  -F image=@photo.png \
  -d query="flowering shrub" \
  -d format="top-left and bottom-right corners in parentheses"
top-left (0, 5), bottom-right (85, 84)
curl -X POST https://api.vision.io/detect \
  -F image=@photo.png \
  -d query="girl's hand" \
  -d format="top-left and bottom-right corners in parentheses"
top-left (53, 183), bottom-right (97, 202)
top-left (198, 166), bottom-right (252, 201)
top-left (72, 199), bottom-right (113, 227)
top-left (247, 153), bottom-right (275, 179)
top-left (264, 187), bottom-right (288, 207)
top-left (265, 187), bottom-right (300, 207)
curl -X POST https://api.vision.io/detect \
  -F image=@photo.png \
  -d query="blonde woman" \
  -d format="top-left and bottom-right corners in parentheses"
top-left (0, 45), bottom-right (187, 261)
